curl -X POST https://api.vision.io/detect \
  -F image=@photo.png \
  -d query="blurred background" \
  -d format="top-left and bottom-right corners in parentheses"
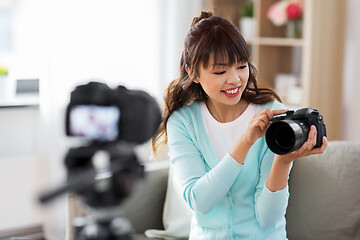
top-left (0, 0), bottom-right (358, 238)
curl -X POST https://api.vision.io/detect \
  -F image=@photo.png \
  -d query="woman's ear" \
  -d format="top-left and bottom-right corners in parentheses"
top-left (186, 65), bottom-right (200, 84)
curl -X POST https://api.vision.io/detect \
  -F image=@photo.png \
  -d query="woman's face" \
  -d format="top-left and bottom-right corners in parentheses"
top-left (194, 57), bottom-right (249, 108)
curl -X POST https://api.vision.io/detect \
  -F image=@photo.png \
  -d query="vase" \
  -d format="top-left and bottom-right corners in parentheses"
top-left (0, 75), bottom-right (7, 101)
top-left (240, 17), bottom-right (256, 40)
top-left (286, 20), bottom-right (302, 38)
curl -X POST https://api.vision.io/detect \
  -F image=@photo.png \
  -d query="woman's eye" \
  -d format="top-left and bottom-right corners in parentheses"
top-left (214, 71), bottom-right (226, 75)
top-left (238, 65), bottom-right (247, 69)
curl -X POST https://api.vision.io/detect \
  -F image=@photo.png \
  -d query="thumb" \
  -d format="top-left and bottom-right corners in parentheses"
top-left (272, 109), bottom-right (289, 116)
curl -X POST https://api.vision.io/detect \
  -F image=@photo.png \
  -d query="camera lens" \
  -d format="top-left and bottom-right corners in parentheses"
top-left (266, 120), bottom-right (308, 155)
top-left (274, 125), bottom-right (295, 150)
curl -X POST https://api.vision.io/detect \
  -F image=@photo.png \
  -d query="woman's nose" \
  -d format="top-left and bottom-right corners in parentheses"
top-left (226, 68), bottom-right (240, 84)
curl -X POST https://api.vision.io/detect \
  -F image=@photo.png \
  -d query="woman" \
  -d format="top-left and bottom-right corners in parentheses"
top-left (152, 11), bottom-right (327, 239)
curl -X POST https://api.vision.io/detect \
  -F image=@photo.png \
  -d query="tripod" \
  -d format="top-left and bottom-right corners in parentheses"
top-left (40, 144), bottom-right (144, 240)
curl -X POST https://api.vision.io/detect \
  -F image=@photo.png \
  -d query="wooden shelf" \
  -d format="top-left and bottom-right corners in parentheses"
top-left (247, 37), bottom-right (304, 47)
top-left (206, 0), bottom-right (346, 140)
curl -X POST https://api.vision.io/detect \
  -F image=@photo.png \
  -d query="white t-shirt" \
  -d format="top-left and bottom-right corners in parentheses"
top-left (200, 101), bottom-right (260, 160)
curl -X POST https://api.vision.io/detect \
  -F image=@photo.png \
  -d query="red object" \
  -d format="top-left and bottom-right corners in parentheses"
top-left (286, 3), bottom-right (302, 20)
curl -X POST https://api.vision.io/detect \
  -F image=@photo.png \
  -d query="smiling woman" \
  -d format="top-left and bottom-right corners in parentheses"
top-left (150, 10), bottom-right (328, 240)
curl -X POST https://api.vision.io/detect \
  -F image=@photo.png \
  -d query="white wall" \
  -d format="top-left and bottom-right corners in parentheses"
top-left (0, 0), bottom-right (45, 231)
top-left (343, 0), bottom-right (360, 141)
top-left (158, 0), bottom-right (204, 91)
top-left (0, 108), bottom-right (42, 231)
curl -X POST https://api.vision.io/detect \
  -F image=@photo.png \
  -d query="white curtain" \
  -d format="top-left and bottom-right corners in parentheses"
top-left (39, 0), bottom-right (203, 239)
top-left (343, 0), bottom-right (360, 140)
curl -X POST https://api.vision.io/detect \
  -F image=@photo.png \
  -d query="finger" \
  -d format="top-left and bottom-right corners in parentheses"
top-left (295, 141), bottom-right (309, 154)
top-left (308, 125), bottom-right (317, 148)
top-left (310, 136), bottom-right (328, 154)
top-left (272, 109), bottom-right (289, 116)
top-left (297, 130), bottom-right (314, 153)
top-left (253, 110), bottom-right (271, 125)
top-left (264, 108), bottom-right (274, 121)
top-left (283, 137), bottom-right (313, 158)
top-left (304, 125), bottom-right (315, 144)
top-left (301, 137), bottom-right (314, 153)
top-left (259, 113), bottom-right (271, 126)
top-left (257, 119), bottom-right (267, 131)
top-left (258, 107), bottom-right (273, 120)
top-left (319, 136), bottom-right (328, 152)
top-left (305, 140), bottom-right (313, 151)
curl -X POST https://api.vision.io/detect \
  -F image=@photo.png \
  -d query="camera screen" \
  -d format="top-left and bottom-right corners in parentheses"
top-left (69, 105), bottom-right (120, 141)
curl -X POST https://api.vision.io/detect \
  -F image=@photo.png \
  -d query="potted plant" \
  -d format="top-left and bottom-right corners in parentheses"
top-left (0, 65), bottom-right (8, 101)
top-left (0, 65), bottom-right (8, 76)
top-left (239, 1), bottom-right (256, 40)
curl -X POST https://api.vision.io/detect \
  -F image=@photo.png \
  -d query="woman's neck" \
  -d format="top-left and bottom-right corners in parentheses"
top-left (205, 99), bottom-right (249, 123)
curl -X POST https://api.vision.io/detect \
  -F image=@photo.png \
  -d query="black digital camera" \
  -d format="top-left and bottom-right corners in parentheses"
top-left (265, 108), bottom-right (327, 155)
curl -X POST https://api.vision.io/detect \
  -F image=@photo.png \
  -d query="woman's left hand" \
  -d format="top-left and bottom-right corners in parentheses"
top-left (275, 125), bottom-right (328, 164)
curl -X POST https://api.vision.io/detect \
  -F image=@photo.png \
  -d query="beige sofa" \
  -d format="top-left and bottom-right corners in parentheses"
top-left (68, 141), bottom-right (360, 240)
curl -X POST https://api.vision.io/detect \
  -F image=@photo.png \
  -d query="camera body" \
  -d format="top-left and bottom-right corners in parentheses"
top-left (65, 81), bottom-right (161, 144)
top-left (265, 108), bottom-right (327, 155)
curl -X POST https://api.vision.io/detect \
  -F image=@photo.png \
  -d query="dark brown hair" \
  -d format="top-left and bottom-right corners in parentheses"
top-left (152, 11), bottom-right (281, 156)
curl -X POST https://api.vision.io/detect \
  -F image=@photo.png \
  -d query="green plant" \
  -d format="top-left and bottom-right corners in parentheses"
top-left (240, 1), bottom-right (254, 18)
top-left (0, 66), bottom-right (8, 76)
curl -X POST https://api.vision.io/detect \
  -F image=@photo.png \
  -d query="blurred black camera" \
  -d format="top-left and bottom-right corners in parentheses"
top-left (40, 82), bottom-right (161, 240)
top-left (265, 108), bottom-right (327, 155)
top-left (66, 81), bottom-right (161, 144)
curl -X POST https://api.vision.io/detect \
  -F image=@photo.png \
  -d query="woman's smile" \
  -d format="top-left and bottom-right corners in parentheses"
top-left (222, 86), bottom-right (241, 98)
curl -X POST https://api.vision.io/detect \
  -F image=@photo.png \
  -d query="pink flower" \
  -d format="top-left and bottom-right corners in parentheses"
top-left (267, 1), bottom-right (288, 26)
top-left (267, 0), bottom-right (303, 26)
top-left (287, 3), bottom-right (302, 19)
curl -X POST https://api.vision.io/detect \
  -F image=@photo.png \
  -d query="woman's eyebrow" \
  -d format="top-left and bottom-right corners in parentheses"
top-left (210, 62), bottom-right (246, 68)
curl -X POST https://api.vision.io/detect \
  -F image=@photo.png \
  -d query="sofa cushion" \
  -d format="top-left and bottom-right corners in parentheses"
top-left (144, 165), bottom-right (192, 239)
top-left (286, 141), bottom-right (360, 240)
top-left (120, 161), bottom-right (169, 234)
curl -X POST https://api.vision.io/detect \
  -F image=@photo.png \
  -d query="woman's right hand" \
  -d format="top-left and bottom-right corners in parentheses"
top-left (229, 108), bottom-right (288, 164)
top-left (242, 108), bottom-right (289, 145)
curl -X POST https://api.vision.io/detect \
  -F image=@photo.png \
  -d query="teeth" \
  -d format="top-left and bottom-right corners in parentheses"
top-left (225, 88), bottom-right (239, 94)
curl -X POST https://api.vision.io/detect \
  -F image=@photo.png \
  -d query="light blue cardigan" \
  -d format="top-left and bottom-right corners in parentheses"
top-left (166, 100), bottom-right (290, 240)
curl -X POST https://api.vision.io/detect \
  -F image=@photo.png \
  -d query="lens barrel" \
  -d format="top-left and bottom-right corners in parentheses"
top-left (266, 120), bottom-right (309, 155)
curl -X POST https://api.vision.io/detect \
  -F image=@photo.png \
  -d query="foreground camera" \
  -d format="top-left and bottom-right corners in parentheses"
top-left (39, 81), bottom-right (162, 240)
top-left (265, 108), bottom-right (326, 155)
